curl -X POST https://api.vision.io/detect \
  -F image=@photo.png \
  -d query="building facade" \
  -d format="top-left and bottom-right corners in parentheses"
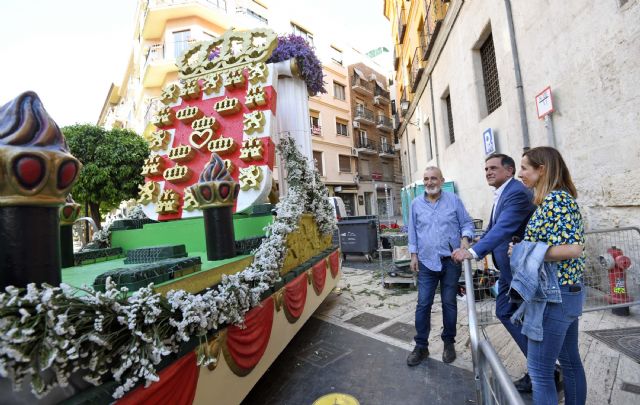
top-left (384, 0), bottom-right (640, 229)
top-left (346, 62), bottom-right (402, 218)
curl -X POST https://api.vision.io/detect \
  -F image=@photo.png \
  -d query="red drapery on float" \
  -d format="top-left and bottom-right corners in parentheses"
top-left (224, 296), bottom-right (274, 375)
top-left (329, 250), bottom-right (340, 278)
top-left (311, 260), bottom-right (326, 295)
top-left (284, 273), bottom-right (307, 321)
top-left (117, 351), bottom-right (199, 405)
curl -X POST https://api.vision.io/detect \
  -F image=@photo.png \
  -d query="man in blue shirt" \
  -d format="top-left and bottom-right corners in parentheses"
top-left (407, 166), bottom-right (474, 366)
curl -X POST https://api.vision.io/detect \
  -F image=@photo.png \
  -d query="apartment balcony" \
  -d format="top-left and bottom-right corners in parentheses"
top-left (354, 106), bottom-right (375, 126)
top-left (393, 47), bottom-right (399, 70)
top-left (355, 138), bottom-right (378, 155)
top-left (374, 85), bottom-right (390, 106)
top-left (142, 0), bottom-right (229, 39)
top-left (379, 143), bottom-right (396, 158)
top-left (420, 0), bottom-right (445, 61)
top-left (351, 74), bottom-right (374, 96)
top-left (376, 115), bottom-right (393, 132)
top-left (410, 47), bottom-right (425, 93)
top-left (311, 125), bottom-right (322, 136)
top-left (397, 8), bottom-right (407, 43)
top-left (142, 40), bottom-right (198, 87)
top-left (400, 88), bottom-right (409, 117)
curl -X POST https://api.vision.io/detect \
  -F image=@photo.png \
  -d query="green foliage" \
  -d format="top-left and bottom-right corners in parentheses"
top-left (62, 124), bottom-right (149, 216)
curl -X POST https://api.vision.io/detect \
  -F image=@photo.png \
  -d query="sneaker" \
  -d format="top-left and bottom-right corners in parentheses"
top-left (555, 365), bottom-right (564, 394)
top-left (442, 342), bottom-right (456, 363)
top-left (407, 346), bottom-right (429, 367)
top-left (514, 373), bottom-right (532, 393)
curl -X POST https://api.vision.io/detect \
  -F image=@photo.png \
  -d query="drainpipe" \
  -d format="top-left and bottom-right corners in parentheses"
top-left (504, 0), bottom-right (530, 150)
top-left (428, 78), bottom-right (441, 167)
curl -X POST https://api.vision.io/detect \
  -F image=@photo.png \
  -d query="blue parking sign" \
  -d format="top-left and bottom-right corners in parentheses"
top-left (483, 128), bottom-right (496, 155)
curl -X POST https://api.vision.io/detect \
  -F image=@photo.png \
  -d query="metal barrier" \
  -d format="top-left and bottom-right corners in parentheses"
top-left (464, 259), bottom-right (524, 405)
top-left (582, 227), bottom-right (640, 312)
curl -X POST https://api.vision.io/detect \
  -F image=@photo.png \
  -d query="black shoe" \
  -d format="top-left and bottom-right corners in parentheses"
top-left (555, 365), bottom-right (564, 394)
top-left (407, 346), bottom-right (429, 366)
top-left (514, 373), bottom-right (532, 393)
top-left (442, 342), bottom-right (456, 363)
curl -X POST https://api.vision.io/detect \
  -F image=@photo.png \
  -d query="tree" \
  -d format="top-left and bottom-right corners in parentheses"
top-left (62, 124), bottom-right (149, 229)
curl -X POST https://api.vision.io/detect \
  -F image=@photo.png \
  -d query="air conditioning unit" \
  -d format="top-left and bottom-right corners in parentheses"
top-left (351, 148), bottom-right (358, 156)
top-left (353, 121), bottom-right (360, 128)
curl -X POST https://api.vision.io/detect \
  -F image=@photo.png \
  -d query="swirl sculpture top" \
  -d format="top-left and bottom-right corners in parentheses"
top-left (199, 153), bottom-right (233, 183)
top-left (0, 92), bottom-right (80, 207)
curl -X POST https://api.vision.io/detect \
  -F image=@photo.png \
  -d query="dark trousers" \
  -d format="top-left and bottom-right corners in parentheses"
top-left (496, 274), bottom-right (528, 356)
top-left (414, 258), bottom-right (461, 348)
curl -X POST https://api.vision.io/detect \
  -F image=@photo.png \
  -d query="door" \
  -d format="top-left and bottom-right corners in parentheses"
top-left (364, 192), bottom-right (373, 215)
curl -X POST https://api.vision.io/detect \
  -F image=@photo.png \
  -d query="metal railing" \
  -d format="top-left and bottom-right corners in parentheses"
top-left (379, 142), bottom-right (395, 155)
top-left (374, 85), bottom-right (390, 100)
top-left (355, 137), bottom-right (377, 151)
top-left (351, 76), bottom-right (374, 93)
top-left (464, 259), bottom-right (525, 405)
top-left (410, 47), bottom-right (424, 92)
top-left (311, 125), bottom-right (322, 136)
top-left (355, 105), bottom-right (375, 123)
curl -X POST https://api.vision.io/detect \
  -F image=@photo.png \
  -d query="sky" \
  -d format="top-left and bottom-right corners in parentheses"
top-left (0, 0), bottom-right (391, 127)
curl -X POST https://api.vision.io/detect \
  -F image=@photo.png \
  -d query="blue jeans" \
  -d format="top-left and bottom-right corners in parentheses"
top-left (496, 274), bottom-right (528, 356)
top-left (414, 258), bottom-right (461, 348)
top-left (528, 285), bottom-right (586, 405)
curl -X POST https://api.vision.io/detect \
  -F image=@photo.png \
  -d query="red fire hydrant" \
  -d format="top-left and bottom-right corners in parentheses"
top-left (600, 246), bottom-right (632, 307)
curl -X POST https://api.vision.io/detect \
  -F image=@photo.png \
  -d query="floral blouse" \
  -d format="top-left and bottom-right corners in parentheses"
top-left (524, 190), bottom-right (585, 285)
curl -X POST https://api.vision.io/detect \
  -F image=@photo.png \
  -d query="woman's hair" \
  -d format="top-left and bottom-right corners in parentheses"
top-left (522, 146), bottom-right (577, 204)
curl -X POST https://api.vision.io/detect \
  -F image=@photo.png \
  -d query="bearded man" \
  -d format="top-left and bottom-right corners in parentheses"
top-left (406, 166), bottom-right (474, 366)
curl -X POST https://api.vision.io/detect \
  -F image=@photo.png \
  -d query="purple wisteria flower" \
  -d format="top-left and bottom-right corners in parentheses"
top-left (267, 35), bottom-right (327, 96)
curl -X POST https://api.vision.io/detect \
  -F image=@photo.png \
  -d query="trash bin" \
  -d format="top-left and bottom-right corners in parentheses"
top-left (337, 216), bottom-right (378, 261)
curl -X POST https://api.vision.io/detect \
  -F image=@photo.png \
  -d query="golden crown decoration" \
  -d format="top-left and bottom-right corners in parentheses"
top-left (177, 28), bottom-right (278, 80)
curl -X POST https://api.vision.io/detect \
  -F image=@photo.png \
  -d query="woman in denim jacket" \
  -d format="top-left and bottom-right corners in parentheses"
top-left (518, 146), bottom-right (586, 405)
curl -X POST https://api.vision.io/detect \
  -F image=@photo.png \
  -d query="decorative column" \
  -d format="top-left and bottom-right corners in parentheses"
top-left (0, 92), bottom-right (81, 288)
top-left (60, 194), bottom-right (81, 268)
top-left (189, 153), bottom-right (240, 261)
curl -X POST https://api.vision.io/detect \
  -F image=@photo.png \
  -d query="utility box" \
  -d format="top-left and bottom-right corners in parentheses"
top-left (338, 216), bottom-right (378, 261)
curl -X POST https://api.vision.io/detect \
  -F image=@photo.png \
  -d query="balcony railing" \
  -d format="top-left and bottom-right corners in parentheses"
top-left (355, 106), bottom-right (375, 125)
top-left (410, 47), bottom-right (425, 93)
top-left (379, 142), bottom-right (396, 157)
top-left (311, 125), bottom-right (322, 136)
top-left (149, 0), bottom-right (227, 12)
top-left (421, 0), bottom-right (445, 61)
top-left (376, 115), bottom-right (393, 132)
top-left (145, 43), bottom-right (165, 67)
top-left (374, 85), bottom-right (390, 106)
top-left (355, 138), bottom-right (377, 154)
top-left (398, 8), bottom-right (407, 43)
top-left (351, 75), bottom-right (374, 95)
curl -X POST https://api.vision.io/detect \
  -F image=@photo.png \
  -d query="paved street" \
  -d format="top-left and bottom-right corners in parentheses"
top-left (245, 261), bottom-right (640, 404)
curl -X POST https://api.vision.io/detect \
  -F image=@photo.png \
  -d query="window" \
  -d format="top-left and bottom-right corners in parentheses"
top-left (382, 162), bottom-right (392, 180)
top-left (358, 130), bottom-right (368, 147)
top-left (444, 94), bottom-right (455, 144)
top-left (380, 137), bottom-right (388, 147)
top-left (173, 30), bottom-right (191, 59)
top-left (423, 120), bottom-right (433, 161)
top-left (313, 151), bottom-right (323, 175)
top-left (333, 82), bottom-right (346, 100)
top-left (480, 34), bottom-right (502, 114)
top-left (310, 110), bottom-right (321, 135)
top-left (330, 46), bottom-right (343, 65)
top-left (360, 159), bottom-right (370, 176)
top-left (291, 23), bottom-right (314, 46)
top-left (339, 155), bottom-right (351, 172)
top-left (336, 120), bottom-right (349, 136)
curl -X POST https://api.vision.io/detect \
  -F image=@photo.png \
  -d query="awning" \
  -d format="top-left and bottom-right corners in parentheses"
top-left (353, 68), bottom-right (365, 79)
top-left (375, 79), bottom-right (387, 89)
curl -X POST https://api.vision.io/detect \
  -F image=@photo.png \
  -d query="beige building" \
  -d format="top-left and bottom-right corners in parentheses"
top-left (385, 0), bottom-right (640, 229)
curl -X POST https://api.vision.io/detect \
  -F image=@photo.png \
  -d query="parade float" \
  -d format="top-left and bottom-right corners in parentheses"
top-left (0, 28), bottom-right (341, 404)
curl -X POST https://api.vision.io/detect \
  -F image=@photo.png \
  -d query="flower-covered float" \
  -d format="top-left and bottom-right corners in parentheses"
top-left (0, 28), bottom-right (341, 405)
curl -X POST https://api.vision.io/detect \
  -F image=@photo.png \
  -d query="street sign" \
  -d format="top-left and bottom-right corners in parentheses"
top-left (535, 86), bottom-right (554, 119)
top-left (483, 128), bottom-right (496, 155)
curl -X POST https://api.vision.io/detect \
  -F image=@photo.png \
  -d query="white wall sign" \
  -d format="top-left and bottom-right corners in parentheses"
top-left (535, 86), bottom-right (554, 119)
top-left (483, 128), bottom-right (496, 155)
